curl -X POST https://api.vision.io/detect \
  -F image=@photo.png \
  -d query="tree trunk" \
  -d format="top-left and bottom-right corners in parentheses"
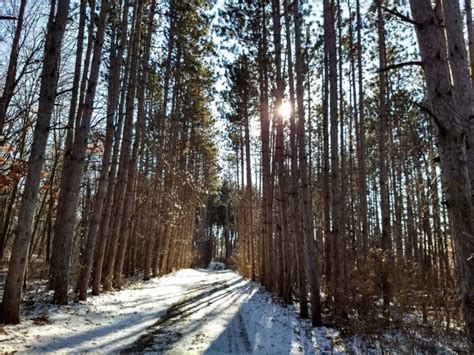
top-left (0, 0), bottom-right (71, 323)
top-left (466, 0), bottom-right (474, 84)
top-left (409, 0), bottom-right (474, 348)
top-left (272, 0), bottom-right (289, 296)
top-left (324, 0), bottom-right (343, 306)
top-left (284, 0), bottom-right (304, 310)
top-left (443, 0), bottom-right (474, 207)
top-left (91, 0), bottom-right (130, 296)
top-left (294, 0), bottom-right (322, 327)
top-left (258, 1), bottom-right (273, 291)
top-left (376, 0), bottom-right (391, 318)
top-left (243, 102), bottom-right (255, 281)
top-left (356, 0), bottom-right (368, 257)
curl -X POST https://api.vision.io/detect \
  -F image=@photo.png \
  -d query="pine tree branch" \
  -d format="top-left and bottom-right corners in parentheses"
top-left (0, 16), bottom-right (18, 21)
top-left (379, 61), bottom-right (422, 72)
top-left (383, 7), bottom-right (419, 26)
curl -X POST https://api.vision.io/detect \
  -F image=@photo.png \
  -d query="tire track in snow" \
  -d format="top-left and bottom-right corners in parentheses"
top-left (121, 273), bottom-right (250, 353)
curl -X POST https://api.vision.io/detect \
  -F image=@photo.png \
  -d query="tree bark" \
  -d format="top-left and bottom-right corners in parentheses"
top-left (91, 0), bottom-right (130, 296)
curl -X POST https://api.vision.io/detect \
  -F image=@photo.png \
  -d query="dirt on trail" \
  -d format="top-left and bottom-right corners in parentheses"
top-left (121, 272), bottom-right (254, 354)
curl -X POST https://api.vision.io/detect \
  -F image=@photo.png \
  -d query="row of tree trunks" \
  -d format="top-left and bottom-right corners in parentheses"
top-left (91, 0), bottom-right (130, 297)
top-left (103, 0), bottom-right (144, 292)
top-left (49, 0), bottom-right (109, 305)
top-left (74, 0), bottom-right (125, 301)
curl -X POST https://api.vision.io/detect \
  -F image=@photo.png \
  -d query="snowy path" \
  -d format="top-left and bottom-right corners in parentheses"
top-left (0, 269), bottom-right (340, 353)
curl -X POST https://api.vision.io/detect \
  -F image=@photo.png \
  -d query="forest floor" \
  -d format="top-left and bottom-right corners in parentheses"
top-left (0, 267), bottom-right (466, 354)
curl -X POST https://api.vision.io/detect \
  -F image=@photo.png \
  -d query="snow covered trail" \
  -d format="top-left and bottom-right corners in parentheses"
top-left (0, 268), bottom-right (339, 353)
top-left (123, 269), bottom-right (338, 354)
top-left (122, 270), bottom-right (319, 354)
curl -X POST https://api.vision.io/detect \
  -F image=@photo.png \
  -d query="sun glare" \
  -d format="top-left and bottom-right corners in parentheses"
top-left (278, 101), bottom-right (292, 119)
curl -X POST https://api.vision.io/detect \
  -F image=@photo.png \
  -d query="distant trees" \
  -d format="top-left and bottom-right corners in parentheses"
top-left (223, 55), bottom-right (257, 280)
top-left (220, 0), bottom-right (324, 327)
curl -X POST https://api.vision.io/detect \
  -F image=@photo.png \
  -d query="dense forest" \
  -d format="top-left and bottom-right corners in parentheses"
top-left (0, 0), bottom-right (473, 351)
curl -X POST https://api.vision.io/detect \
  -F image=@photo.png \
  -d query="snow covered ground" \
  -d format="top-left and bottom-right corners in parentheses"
top-left (0, 268), bottom-right (465, 353)
top-left (0, 268), bottom-right (342, 353)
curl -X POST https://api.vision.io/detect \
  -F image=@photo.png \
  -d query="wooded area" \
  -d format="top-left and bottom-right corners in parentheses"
top-left (0, 0), bottom-right (473, 350)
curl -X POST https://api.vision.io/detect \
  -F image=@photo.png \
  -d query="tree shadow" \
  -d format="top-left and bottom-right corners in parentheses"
top-left (122, 275), bottom-right (248, 352)
top-left (122, 274), bottom-right (321, 354)
top-left (203, 290), bottom-right (311, 354)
